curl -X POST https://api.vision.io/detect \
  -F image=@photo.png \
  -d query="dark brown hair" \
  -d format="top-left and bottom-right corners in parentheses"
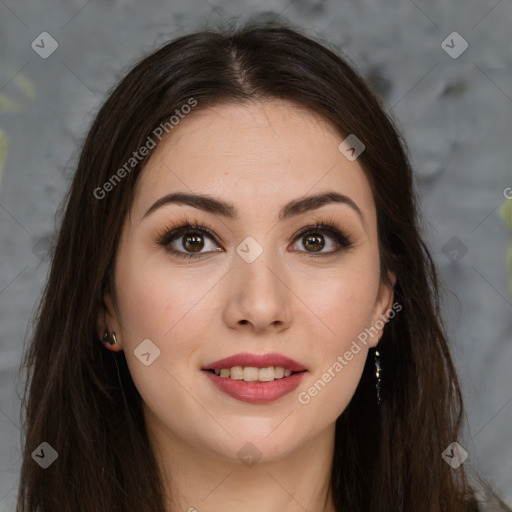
top-left (16, 18), bottom-right (505, 512)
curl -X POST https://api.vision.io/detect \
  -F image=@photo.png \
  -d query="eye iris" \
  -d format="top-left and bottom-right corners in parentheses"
top-left (303, 234), bottom-right (324, 252)
top-left (183, 233), bottom-right (204, 252)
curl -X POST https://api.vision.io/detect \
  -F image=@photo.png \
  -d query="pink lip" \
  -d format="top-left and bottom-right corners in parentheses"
top-left (203, 370), bottom-right (307, 404)
top-left (201, 352), bottom-right (308, 404)
top-left (202, 352), bottom-right (307, 372)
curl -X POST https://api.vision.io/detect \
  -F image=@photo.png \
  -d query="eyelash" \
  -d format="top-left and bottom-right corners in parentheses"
top-left (155, 216), bottom-right (354, 259)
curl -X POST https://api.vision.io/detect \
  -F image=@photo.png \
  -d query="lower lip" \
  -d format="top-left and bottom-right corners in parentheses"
top-left (203, 370), bottom-right (307, 404)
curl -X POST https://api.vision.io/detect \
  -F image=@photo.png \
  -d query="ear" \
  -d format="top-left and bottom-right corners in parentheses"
top-left (368, 270), bottom-right (397, 348)
top-left (96, 290), bottom-right (123, 352)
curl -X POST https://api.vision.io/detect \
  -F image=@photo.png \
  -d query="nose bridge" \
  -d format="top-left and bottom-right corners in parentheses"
top-left (226, 233), bottom-right (290, 330)
top-left (236, 234), bottom-right (284, 295)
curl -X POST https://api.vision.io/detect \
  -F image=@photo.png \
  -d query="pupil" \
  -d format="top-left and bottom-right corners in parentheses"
top-left (304, 234), bottom-right (324, 252)
top-left (183, 234), bottom-right (204, 252)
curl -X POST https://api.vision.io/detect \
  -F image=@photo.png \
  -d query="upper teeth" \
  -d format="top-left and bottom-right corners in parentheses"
top-left (213, 366), bottom-right (293, 381)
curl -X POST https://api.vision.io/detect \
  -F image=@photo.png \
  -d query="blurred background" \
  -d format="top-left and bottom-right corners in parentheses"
top-left (0, 0), bottom-right (511, 510)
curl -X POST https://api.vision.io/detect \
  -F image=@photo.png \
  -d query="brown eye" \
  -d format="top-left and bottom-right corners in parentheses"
top-left (182, 233), bottom-right (205, 253)
top-left (156, 221), bottom-right (223, 259)
top-left (302, 234), bottom-right (325, 252)
top-left (168, 230), bottom-right (222, 257)
top-left (291, 221), bottom-right (354, 256)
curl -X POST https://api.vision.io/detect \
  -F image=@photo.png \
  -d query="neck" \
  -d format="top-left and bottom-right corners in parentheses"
top-left (145, 412), bottom-right (337, 512)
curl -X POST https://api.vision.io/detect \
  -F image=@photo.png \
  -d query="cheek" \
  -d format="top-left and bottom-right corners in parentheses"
top-left (294, 254), bottom-right (380, 348)
top-left (114, 241), bottom-right (211, 341)
top-left (113, 246), bottom-right (208, 395)
top-left (293, 258), bottom-right (380, 417)
top-left (114, 253), bottom-right (210, 439)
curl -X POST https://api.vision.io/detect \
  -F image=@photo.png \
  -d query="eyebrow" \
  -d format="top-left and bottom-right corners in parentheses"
top-left (142, 191), bottom-right (365, 225)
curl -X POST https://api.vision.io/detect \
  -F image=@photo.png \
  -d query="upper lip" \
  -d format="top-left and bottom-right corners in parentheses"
top-left (202, 352), bottom-right (307, 372)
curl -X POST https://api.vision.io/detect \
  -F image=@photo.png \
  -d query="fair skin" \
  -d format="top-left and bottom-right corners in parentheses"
top-left (97, 99), bottom-right (395, 512)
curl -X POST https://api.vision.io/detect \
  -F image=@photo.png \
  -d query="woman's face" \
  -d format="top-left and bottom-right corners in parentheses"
top-left (100, 99), bottom-right (394, 463)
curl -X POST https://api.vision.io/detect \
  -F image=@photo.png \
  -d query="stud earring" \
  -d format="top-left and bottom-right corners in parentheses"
top-left (102, 331), bottom-right (117, 346)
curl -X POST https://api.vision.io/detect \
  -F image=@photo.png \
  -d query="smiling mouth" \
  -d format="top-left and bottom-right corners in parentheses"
top-left (204, 366), bottom-right (306, 382)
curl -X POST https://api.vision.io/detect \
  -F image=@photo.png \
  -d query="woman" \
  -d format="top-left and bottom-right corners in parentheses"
top-left (15, 19), bottom-right (508, 512)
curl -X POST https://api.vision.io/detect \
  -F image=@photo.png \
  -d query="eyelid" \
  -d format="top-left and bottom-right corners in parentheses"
top-left (155, 215), bottom-right (354, 258)
top-left (154, 216), bottom-right (220, 247)
top-left (292, 219), bottom-right (352, 244)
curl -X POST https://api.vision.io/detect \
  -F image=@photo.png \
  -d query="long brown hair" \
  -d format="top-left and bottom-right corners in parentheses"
top-left (16, 18), bottom-right (502, 512)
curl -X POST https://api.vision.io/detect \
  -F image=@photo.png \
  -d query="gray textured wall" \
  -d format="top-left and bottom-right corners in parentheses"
top-left (1, 1), bottom-right (511, 510)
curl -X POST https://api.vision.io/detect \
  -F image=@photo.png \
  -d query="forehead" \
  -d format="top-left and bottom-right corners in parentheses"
top-left (131, 99), bottom-right (376, 224)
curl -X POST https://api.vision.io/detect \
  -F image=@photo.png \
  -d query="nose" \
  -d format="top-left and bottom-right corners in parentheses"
top-left (222, 248), bottom-right (291, 334)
